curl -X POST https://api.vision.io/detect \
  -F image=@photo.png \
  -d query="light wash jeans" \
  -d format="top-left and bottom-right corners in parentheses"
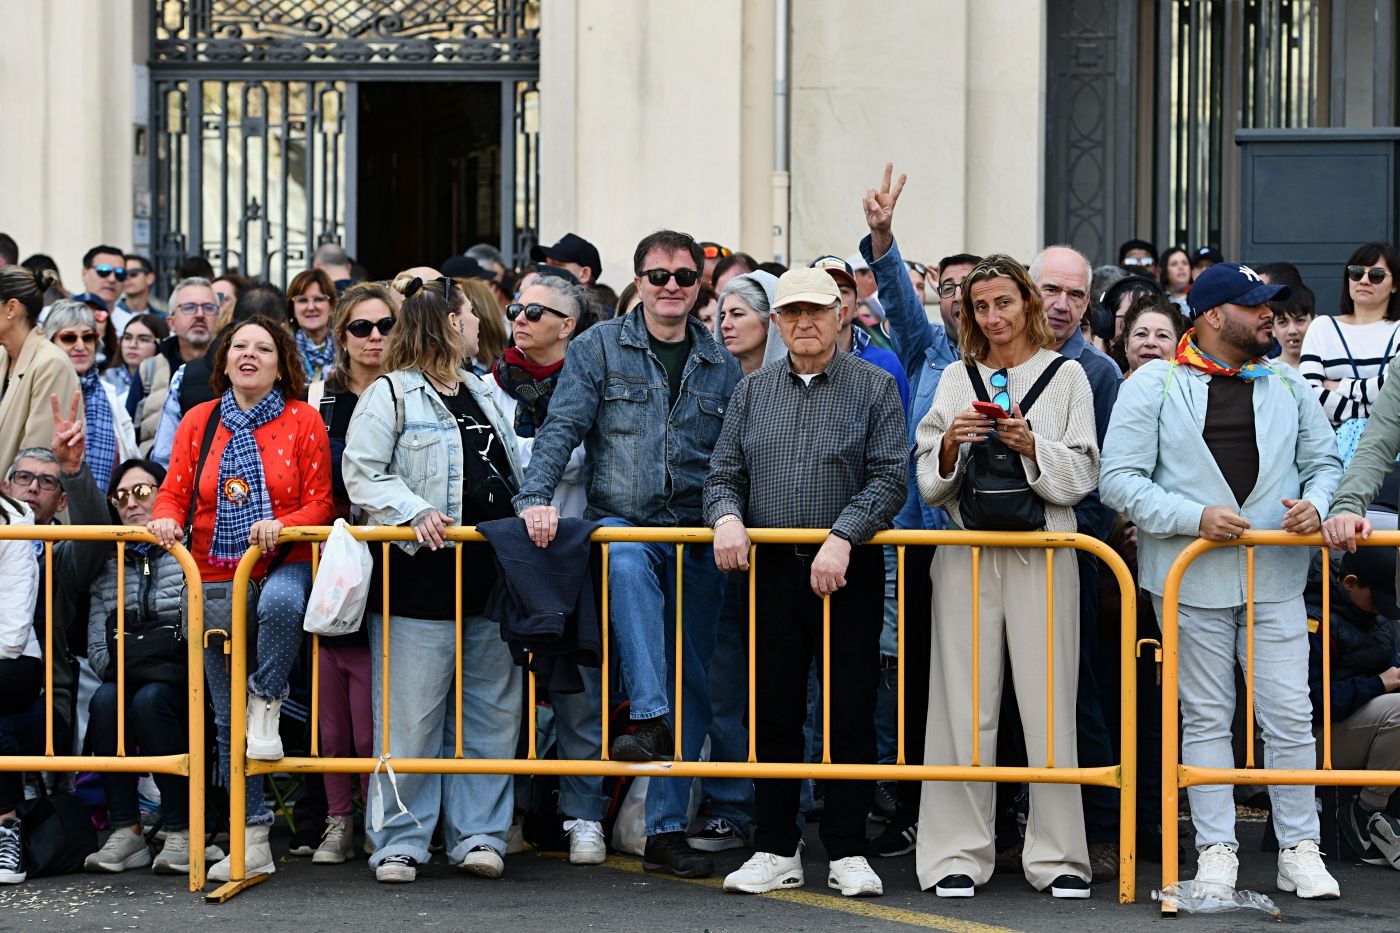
top-left (366, 612), bottom-right (521, 866)
top-left (549, 664), bottom-right (609, 821)
top-left (596, 516), bottom-right (726, 836)
top-left (204, 561), bottom-right (311, 826)
top-left (1154, 595), bottom-right (1319, 851)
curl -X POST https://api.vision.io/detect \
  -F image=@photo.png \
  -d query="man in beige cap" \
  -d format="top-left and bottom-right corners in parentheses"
top-left (704, 267), bottom-right (907, 898)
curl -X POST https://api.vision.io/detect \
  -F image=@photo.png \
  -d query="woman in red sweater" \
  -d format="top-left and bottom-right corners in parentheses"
top-left (149, 314), bottom-right (332, 881)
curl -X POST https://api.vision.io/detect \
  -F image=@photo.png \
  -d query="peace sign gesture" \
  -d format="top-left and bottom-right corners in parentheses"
top-left (863, 162), bottom-right (907, 260)
top-left (50, 390), bottom-right (86, 475)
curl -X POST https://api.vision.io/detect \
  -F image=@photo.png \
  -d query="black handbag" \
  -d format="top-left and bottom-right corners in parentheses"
top-left (105, 612), bottom-right (187, 685)
top-left (957, 356), bottom-right (1067, 532)
top-left (15, 792), bottom-right (98, 878)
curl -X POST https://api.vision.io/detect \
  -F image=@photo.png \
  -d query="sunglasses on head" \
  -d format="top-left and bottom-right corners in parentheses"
top-left (506, 302), bottom-right (569, 322)
top-left (345, 317), bottom-right (395, 338)
top-left (1347, 265), bottom-right (1393, 284)
top-left (640, 268), bottom-right (700, 288)
top-left (990, 369), bottom-right (1011, 413)
top-left (109, 483), bottom-right (157, 508)
top-left (55, 330), bottom-right (98, 348)
top-left (699, 242), bottom-right (731, 260)
top-left (904, 259), bottom-right (928, 276)
top-left (93, 264), bottom-right (127, 281)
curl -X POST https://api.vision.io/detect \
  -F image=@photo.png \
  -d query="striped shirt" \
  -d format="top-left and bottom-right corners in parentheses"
top-left (1298, 316), bottom-right (1400, 426)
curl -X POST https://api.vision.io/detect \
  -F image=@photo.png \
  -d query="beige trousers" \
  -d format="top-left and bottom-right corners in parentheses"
top-left (1322, 692), bottom-right (1400, 810)
top-left (915, 546), bottom-right (1090, 891)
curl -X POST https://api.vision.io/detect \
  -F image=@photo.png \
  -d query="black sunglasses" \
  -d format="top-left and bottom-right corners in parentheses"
top-left (345, 317), bottom-right (395, 338)
top-left (904, 259), bottom-right (928, 276)
top-left (1346, 265), bottom-right (1393, 285)
top-left (506, 302), bottom-right (569, 322)
top-left (640, 268), bottom-right (701, 288)
top-left (93, 264), bottom-right (128, 281)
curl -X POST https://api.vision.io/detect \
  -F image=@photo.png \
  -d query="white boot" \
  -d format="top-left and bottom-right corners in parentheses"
top-left (207, 824), bottom-right (276, 883)
top-left (246, 697), bottom-right (284, 761)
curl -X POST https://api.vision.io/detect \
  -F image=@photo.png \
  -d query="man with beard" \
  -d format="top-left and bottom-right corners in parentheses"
top-left (126, 278), bottom-right (216, 453)
top-left (1101, 262), bottom-right (1344, 901)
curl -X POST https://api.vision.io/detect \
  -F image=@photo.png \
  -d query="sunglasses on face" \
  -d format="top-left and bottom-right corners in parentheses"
top-left (1347, 265), bottom-right (1393, 284)
top-left (640, 268), bottom-right (700, 288)
top-left (8, 470), bottom-right (60, 492)
top-left (1122, 256), bottom-right (1155, 268)
top-left (109, 483), bottom-right (157, 508)
top-left (699, 242), bottom-right (731, 260)
top-left (92, 264), bottom-right (128, 281)
top-left (506, 302), bottom-right (569, 322)
top-left (345, 316), bottom-right (395, 338)
top-left (55, 330), bottom-right (98, 348)
top-left (990, 369), bottom-right (1011, 413)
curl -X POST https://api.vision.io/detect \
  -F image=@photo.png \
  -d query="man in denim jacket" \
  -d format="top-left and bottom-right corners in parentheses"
top-left (514, 230), bottom-right (741, 878)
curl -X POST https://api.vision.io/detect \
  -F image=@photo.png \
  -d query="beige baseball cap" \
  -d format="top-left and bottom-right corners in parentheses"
top-left (773, 267), bottom-right (841, 309)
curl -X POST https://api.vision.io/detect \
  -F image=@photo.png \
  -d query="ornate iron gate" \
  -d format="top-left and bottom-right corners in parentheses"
top-left (149, 1), bottom-right (540, 287)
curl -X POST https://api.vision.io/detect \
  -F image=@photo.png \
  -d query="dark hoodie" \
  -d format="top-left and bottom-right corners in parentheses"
top-left (1304, 552), bottom-right (1400, 724)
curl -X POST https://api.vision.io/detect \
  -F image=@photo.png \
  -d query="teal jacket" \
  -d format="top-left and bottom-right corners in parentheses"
top-left (1101, 359), bottom-right (1341, 609)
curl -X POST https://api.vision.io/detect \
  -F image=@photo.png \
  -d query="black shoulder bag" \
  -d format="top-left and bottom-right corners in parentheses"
top-left (957, 356), bottom-right (1068, 532)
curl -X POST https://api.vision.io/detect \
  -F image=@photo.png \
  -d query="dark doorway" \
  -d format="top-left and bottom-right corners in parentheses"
top-left (355, 82), bottom-right (502, 279)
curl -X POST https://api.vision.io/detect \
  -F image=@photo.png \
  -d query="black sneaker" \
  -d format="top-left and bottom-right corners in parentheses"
top-left (611, 716), bottom-right (674, 762)
top-left (289, 812), bottom-right (327, 857)
top-left (688, 817), bottom-right (746, 852)
top-left (1341, 799), bottom-right (1388, 865)
top-left (933, 873), bottom-right (974, 897)
top-left (644, 831), bottom-right (714, 878)
top-left (869, 781), bottom-right (898, 823)
top-left (875, 818), bottom-right (917, 858)
top-left (0, 818), bottom-right (24, 884)
top-left (1050, 874), bottom-right (1091, 899)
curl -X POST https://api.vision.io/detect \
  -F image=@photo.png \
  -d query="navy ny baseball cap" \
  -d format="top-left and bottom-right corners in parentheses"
top-left (1187, 262), bottom-right (1290, 317)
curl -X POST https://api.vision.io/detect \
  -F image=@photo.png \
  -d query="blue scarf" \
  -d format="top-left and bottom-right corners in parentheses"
top-left (210, 388), bottom-right (284, 567)
top-left (295, 328), bottom-right (336, 382)
top-left (80, 367), bottom-right (118, 492)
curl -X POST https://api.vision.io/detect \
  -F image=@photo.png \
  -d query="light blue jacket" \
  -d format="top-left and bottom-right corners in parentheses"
top-left (1100, 359), bottom-right (1341, 609)
top-left (342, 368), bottom-right (524, 556)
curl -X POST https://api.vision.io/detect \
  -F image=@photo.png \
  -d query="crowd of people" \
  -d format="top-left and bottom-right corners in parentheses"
top-left (1, 160), bottom-right (1400, 907)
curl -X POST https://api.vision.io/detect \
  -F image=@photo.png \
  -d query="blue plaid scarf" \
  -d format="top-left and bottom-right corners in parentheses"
top-left (295, 328), bottom-right (336, 382)
top-left (80, 367), bottom-right (118, 492)
top-left (210, 388), bottom-right (284, 567)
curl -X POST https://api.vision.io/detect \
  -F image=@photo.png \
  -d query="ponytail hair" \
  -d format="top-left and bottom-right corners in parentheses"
top-left (0, 265), bottom-right (58, 326)
top-left (381, 273), bottom-right (467, 387)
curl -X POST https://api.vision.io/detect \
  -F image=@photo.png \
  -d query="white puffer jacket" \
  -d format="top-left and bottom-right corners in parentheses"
top-left (0, 496), bottom-right (40, 660)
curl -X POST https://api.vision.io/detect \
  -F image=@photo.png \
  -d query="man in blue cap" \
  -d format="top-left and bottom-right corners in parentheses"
top-left (1102, 261), bottom-right (1344, 901)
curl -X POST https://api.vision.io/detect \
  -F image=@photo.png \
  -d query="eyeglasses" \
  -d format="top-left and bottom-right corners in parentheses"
top-left (1346, 265), bottom-right (1393, 284)
top-left (506, 302), bottom-right (569, 323)
top-left (174, 302), bottom-right (218, 317)
top-left (640, 268), bottom-right (701, 288)
top-left (774, 303), bottom-right (838, 320)
top-left (1039, 282), bottom-right (1089, 304)
top-left (990, 369), bottom-right (1011, 413)
top-left (7, 470), bottom-right (60, 492)
top-left (699, 242), bottom-right (731, 260)
top-left (345, 316), bottom-right (395, 338)
top-left (293, 294), bottom-right (331, 307)
top-left (120, 332), bottom-right (156, 346)
top-left (937, 279), bottom-right (965, 299)
top-left (54, 330), bottom-right (98, 348)
top-left (1121, 256), bottom-right (1155, 268)
top-left (92, 264), bottom-right (128, 282)
top-left (109, 483), bottom-right (157, 508)
top-left (904, 260), bottom-right (928, 276)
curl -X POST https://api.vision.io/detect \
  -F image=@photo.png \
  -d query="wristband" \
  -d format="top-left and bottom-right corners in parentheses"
top-left (713, 514), bottom-right (741, 531)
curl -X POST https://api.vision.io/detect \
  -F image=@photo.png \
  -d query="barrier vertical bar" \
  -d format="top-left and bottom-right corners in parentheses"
top-left (455, 542), bottom-right (464, 759)
top-left (748, 545), bottom-right (757, 763)
top-left (1160, 544), bottom-right (1184, 914)
top-left (183, 543), bottom-right (207, 892)
top-left (896, 544), bottom-right (906, 766)
top-left (970, 546), bottom-right (981, 767)
top-left (674, 543), bottom-right (684, 762)
top-left (821, 594), bottom-right (831, 765)
top-left (229, 557), bottom-right (251, 882)
top-left (527, 657), bottom-right (538, 760)
top-left (44, 542), bottom-right (53, 756)
top-left (116, 542), bottom-right (126, 756)
top-left (380, 542), bottom-right (391, 758)
top-left (1321, 546), bottom-right (1332, 770)
top-left (1245, 546), bottom-right (1256, 768)
top-left (600, 543), bottom-right (610, 760)
top-left (1115, 555), bottom-right (1138, 905)
top-left (1045, 547), bottom-right (1055, 768)
top-left (309, 543), bottom-right (319, 757)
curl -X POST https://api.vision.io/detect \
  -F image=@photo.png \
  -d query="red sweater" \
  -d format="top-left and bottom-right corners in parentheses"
top-left (153, 398), bottom-right (334, 582)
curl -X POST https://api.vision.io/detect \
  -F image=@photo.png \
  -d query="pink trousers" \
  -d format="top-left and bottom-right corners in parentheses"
top-left (317, 644), bottom-right (373, 817)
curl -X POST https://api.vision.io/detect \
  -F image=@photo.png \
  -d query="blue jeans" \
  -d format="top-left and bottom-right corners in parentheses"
top-left (1154, 595), bottom-right (1320, 851)
top-left (204, 560), bottom-right (310, 826)
top-left (366, 612), bottom-right (521, 866)
top-left (549, 664), bottom-right (609, 821)
top-left (596, 517), bottom-right (726, 836)
top-left (702, 571), bottom-right (755, 831)
top-left (88, 681), bottom-right (189, 830)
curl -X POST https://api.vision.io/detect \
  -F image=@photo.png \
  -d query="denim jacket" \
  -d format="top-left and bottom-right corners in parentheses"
top-left (1101, 359), bottom-right (1341, 609)
top-left (861, 233), bottom-right (958, 531)
top-left (514, 309), bottom-right (741, 526)
top-left (343, 368), bottom-right (524, 556)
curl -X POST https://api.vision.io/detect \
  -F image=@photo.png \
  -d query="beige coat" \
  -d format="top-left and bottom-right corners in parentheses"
top-left (0, 328), bottom-right (82, 473)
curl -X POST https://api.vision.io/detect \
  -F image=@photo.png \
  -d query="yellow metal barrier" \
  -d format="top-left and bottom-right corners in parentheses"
top-left (1158, 531), bottom-right (1400, 915)
top-left (0, 525), bottom-right (207, 892)
top-left (216, 526), bottom-right (1138, 903)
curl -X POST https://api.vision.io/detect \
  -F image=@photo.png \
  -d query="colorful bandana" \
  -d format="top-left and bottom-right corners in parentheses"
top-left (210, 387), bottom-right (284, 567)
top-left (492, 347), bottom-right (565, 438)
top-left (80, 367), bottom-right (118, 492)
top-left (295, 328), bottom-right (336, 383)
top-left (1173, 329), bottom-right (1274, 381)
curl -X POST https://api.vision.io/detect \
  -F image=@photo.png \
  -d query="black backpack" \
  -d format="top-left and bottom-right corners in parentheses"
top-left (957, 356), bottom-right (1068, 532)
top-left (16, 792), bottom-right (98, 878)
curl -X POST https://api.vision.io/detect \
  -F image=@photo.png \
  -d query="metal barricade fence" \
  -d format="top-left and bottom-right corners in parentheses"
top-left (1158, 531), bottom-right (1400, 915)
top-left (215, 526), bottom-right (1139, 903)
top-left (0, 525), bottom-right (207, 891)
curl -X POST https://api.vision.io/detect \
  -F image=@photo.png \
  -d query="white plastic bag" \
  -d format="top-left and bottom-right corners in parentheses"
top-left (304, 519), bottom-right (373, 635)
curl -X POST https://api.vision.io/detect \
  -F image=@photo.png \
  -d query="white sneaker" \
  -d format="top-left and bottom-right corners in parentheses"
top-left (312, 816), bottom-right (355, 864)
top-left (827, 855), bottom-right (883, 897)
top-left (246, 697), bottom-right (284, 761)
top-left (84, 827), bottom-right (151, 873)
top-left (152, 830), bottom-right (225, 875)
top-left (723, 851), bottom-right (804, 894)
top-left (207, 824), bottom-right (276, 882)
top-left (458, 844), bottom-right (504, 879)
top-left (1191, 843), bottom-right (1238, 900)
top-left (1277, 840), bottom-right (1340, 899)
top-left (564, 819), bottom-right (606, 866)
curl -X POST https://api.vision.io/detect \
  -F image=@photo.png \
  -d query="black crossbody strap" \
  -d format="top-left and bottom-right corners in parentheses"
top-left (184, 402), bottom-right (221, 538)
top-left (965, 362), bottom-right (990, 403)
top-left (1017, 355), bottom-right (1069, 417)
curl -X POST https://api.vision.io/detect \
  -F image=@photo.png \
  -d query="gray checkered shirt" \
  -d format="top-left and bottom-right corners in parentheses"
top-left (703, 350), bottom-right (907, 544)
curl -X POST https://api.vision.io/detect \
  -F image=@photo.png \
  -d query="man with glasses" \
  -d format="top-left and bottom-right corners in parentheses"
top-left (116, 254), bottom-right (164, 326)
top-left (515, 229), bottom-right (740, 879)
top-left (127, 278), bottom-right (217, 454)
top-left (79, 245), bottom-right (128, 320)
top-left (1117, 239), bottom-right (1159, 281)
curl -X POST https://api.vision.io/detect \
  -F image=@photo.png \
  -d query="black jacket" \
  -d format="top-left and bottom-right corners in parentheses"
top-left (1304, 554), bottom-right (1400, 724)
top-left (479, 517), bottom-right (600, 695)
